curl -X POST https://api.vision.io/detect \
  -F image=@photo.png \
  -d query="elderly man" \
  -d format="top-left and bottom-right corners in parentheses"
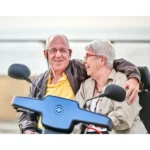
top-left (74, 40), bottom-right (147, 134)
top-left (18, 34), bottom-right (141, 134)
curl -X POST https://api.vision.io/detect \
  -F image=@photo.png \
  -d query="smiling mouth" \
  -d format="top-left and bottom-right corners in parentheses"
top-left (85, 65), bottom-right (90, 69)
top-left (54, 60), bottom-right (63, 63)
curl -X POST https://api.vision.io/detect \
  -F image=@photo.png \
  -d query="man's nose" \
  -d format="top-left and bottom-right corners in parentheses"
top-left (55, 50), bottom-right (62, 57)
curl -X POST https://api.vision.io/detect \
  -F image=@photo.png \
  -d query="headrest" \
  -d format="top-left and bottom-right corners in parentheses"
top-left (138, 66), bottom-right (150, 91)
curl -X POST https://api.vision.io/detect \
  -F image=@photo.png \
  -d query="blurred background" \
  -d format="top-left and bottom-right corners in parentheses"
top-left (0, 16), bottom-right (150, 133)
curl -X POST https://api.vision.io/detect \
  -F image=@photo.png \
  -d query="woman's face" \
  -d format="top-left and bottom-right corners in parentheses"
top-left (83, 48), bottom-right (103, 76)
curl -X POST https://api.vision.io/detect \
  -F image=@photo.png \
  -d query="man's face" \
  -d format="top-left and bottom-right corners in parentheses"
top-left (44, 36), bottom-right (71, 73)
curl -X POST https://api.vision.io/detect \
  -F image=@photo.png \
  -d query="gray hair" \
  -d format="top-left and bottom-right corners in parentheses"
top-left (46, 34), bottom-right (70, 49)
top-left (85, 40), bottom-right (116, 69)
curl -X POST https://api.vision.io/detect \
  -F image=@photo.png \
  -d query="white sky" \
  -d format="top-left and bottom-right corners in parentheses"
top-left (0, 16), bottom-right (150, 75)
top-left (0, 16), bottom-right (150, 28)
top-left (0, 16), bottom-right (150, 40)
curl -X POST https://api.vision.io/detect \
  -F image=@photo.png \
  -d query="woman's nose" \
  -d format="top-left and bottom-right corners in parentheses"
top-left (82, 59), bottom-right (86, 65)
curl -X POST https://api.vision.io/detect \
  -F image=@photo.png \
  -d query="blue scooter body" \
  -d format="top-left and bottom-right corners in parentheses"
top-left (12, 95), bottom-right (112, 133)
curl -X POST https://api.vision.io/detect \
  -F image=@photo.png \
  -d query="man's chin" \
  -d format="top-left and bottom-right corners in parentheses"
top-left (52, 63), bottom-right (68, 72)
top-left (53, 66), bottom-right (65, 72)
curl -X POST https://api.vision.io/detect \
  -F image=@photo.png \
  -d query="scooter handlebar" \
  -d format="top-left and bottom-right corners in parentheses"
top-left (12, 95), bottom-right (112, 133)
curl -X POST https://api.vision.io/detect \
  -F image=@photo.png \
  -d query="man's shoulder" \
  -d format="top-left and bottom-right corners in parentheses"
top-left (32, 70), bottom-right (49, 83)
top-left (68, 59), bottom-right (85, 70)
top-left (70, 59), bottom-right (83, 65)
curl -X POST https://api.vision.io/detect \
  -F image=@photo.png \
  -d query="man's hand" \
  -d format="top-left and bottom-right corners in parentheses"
top-left (124, 78), bottom-right (140, 104)
top-left (23, 130), bottom-right (39, 134)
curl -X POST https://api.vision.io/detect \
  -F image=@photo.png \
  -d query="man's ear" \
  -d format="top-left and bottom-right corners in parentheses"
top-left (69, 49), bottom-right (72, 57)
top-left (44, 50), bottom-right (48, 60)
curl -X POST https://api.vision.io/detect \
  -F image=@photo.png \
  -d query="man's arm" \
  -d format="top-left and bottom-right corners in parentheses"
top-left (18, 81), bottom-right (38, 134)
top-left (113, 58), bottom-right (141, 81)
top-left (113, 58), bottom-right (141, 104)
top-left (18, 111), bottom-right (38, 134)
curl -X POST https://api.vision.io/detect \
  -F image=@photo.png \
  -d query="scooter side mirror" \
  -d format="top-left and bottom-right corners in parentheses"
top-left (83, 84), bottom-right (126, 109)
top-left (100, 84), bottom-right (126, 102)
top-left (8, 64), bottom-right (32, 83)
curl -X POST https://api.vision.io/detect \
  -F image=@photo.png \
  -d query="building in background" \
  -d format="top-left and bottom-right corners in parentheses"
top-left (0, 16), bottom-right (150, 133)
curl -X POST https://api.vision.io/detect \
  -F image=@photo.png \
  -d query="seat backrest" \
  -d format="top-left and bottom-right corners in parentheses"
top-left (138, 66), bottom-right (150, 133)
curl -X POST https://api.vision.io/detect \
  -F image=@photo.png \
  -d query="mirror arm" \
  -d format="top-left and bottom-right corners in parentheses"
top-left (27, 78), bottom-right (42, 92)
top-left (83, 94), bottom-right (106, 109)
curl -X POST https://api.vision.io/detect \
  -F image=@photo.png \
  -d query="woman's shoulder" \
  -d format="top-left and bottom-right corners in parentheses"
top-left (84, 77), bottom-right (94, 84)
top-left (80, 77), bottom-right (95, 89)
top-left (116, 71), bottom-right (128, 79)
top-left (112, 70), bottom-right (128, 86)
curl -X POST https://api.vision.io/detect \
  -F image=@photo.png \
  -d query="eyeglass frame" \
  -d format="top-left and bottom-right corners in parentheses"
top-left (84, 52), bottom-right (100, 60)
top-left (46, 48), bottom-right (71, 55)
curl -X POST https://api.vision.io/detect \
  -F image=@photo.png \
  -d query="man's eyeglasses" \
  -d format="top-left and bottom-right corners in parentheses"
top-left (84, 53), bottom-right (99, 60)
top-left (47, 48), bottom-right (70, 55)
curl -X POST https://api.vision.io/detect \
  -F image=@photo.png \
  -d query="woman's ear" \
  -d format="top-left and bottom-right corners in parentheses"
top-left (100, 56), bottom-right (106, 65)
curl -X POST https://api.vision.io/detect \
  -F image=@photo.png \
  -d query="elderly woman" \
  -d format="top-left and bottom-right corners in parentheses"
top-left (75, 40), bottom-right (147, 134)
